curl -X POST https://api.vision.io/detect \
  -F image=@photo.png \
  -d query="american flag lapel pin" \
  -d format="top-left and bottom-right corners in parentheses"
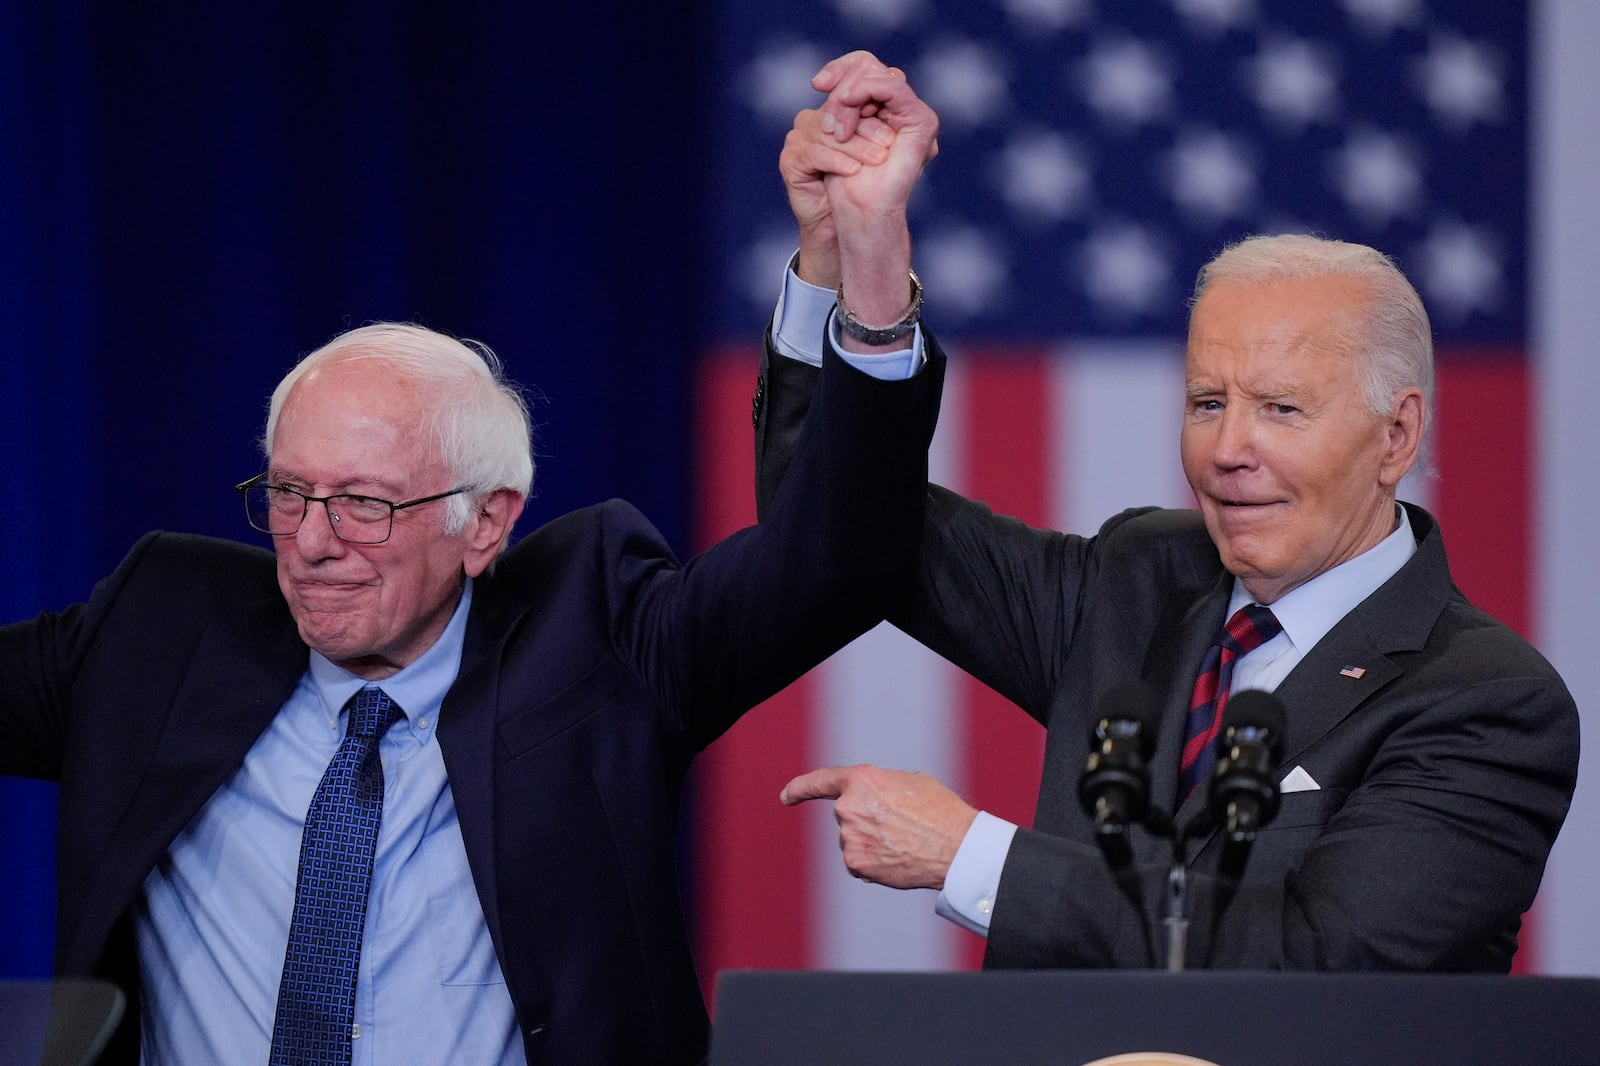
top-left (1339, 665), bottom-right (1367, 680)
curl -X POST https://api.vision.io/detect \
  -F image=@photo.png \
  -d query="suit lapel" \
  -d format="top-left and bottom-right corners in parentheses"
top-left (435, 580), bottom-right (509, 956)
top-left (74, 594), bottom-right (306, 966)
top-left (1270, 503), bottom-right (1450, 768)
top-left (1272, 630), bottom-right (1401, 767)
top-left (1144, 576), bottom-right (1231, 829)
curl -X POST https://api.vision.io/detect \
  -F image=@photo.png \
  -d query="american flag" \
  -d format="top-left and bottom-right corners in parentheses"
top-left (690, 0), bottom-right (1600, 990)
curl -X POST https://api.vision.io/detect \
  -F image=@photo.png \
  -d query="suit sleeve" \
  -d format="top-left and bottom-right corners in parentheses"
top-left (613, 339), bottom-right (945, 751)
top-left (753, 328), bottom-right (820, 522)
top-left (0, 605), bottom-right (81, 780)
top-left (0, 533), bottom-right (162, 781)
top-left (757, 329), bottom-right (1117, 721)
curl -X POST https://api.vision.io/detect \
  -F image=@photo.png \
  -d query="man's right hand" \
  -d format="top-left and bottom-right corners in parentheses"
top-left (812, 52), bottom-right (939, 234)
top-left (778, 51), bottom-right (940, 317)
top-left (780, 763), bottom-right (978, 891)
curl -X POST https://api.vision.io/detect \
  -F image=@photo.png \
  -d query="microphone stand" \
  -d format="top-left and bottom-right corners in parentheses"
top-left (1164, 837), bottom-right (1189, 972)
top-left (1095, 803), bottom-right (1245, 971)
top-left (1092, 819), bottom-right (1161, 970)
top-left (1121, 810), bottom-right (1191, 971)
top-left (1152, 811), bottom-right (1216, 972)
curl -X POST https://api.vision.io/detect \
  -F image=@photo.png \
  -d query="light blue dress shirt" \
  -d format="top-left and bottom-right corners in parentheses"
top-left (135, 580), bottom-right (521, 1065)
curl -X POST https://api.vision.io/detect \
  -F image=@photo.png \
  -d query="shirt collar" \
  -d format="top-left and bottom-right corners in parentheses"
top-left (1227, 504), bottom-right (1416, 657)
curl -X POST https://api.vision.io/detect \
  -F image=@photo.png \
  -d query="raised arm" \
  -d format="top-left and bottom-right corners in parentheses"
top-left (757, 52), bottom-right (938, 514)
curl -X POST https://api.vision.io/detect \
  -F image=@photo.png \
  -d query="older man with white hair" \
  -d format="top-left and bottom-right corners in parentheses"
top-left (758, 50), bottom-right (1578, 973)
top-left (1, 284), bottom-right (940, 1063)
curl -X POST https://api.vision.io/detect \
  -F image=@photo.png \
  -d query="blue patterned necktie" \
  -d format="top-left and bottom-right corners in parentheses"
top-left (1179, 604), bottom-right (1282, 805)
top-left (269, 686), bottom-right (402, 1065)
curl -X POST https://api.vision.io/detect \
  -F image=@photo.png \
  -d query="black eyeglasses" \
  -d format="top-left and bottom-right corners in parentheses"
top-left (235, 473), bottom-right (471, 545)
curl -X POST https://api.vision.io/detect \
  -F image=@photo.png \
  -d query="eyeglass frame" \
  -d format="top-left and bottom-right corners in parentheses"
top-left (235, 472), bottom-right (474, 545)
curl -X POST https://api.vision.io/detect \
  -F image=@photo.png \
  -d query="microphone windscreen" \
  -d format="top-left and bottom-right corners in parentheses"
top-left (1219, 689), bottom-right (1286, 756)
top-left (1091, 680), bottom-right (1162, 746)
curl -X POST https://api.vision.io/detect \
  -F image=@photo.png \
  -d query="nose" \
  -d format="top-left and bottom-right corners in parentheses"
top-left (293, 498), bottom-right (349, 560)
top-left (1210, 404), bottom-right (1258, 470)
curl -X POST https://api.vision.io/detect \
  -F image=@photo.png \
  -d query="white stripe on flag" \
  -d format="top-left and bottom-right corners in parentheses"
top-left (808, 351), bottom-right (973, 970)
top-left (1533, 0), bottom-right (1600, 977)
top-left (814, 626), bottom-right (965, 969)
top-left (1052, 340), bottom-right (1193, 527)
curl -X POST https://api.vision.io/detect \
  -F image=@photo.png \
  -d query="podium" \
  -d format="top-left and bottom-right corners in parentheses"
top-left (709, 970), bottom-right (1600, 1065)
top-left (0, 980), bottom-right (125, 1066)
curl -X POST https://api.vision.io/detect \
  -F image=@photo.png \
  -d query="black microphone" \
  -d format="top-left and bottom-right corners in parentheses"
top-left (1078, 681), bottom-right (1161, 837)
top-left (1080, 680), bottom-right (1163, 968)
top-left (1207, 689), bottom-right (1286, 844)
top-left (1203, 689), bottom-right (1286, 967)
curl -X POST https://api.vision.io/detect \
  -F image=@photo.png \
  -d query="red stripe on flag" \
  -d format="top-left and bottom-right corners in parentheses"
top-left (1431, 354), bottom-right (1531, 639)
top-left (1429, 352), bottom-right (1536, 972)
top-left (953, 351), bottom-right (1052, 969)
top-left (689, 349), bottom-right (815, 1008)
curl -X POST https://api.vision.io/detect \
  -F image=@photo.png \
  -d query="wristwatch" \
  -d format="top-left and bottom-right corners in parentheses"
top-left (836, 269), bottom-right (923, 346)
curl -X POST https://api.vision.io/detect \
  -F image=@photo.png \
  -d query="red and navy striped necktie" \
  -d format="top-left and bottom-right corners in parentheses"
top-left (1179, 605), bottom-right (1282, 805)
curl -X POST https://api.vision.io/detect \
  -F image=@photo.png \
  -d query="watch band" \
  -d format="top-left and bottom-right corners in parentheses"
top-left (836, 269), bottom-right (923, 346)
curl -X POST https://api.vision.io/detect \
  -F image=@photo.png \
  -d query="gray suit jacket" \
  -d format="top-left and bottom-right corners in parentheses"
top-left (754, 335), bottom-right (1578, 972)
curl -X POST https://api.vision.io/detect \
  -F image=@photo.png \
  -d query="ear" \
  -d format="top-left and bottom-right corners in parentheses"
top-left (461, 488), bottom-right (526, 578)
top-left (1377, 388), bottom-right (1425, 488)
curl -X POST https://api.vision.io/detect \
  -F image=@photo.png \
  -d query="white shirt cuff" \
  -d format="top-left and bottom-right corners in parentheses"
top-left (772, 253), bottom-right (924, 380)
top-left (934, 811), bottom-right (1017, 937)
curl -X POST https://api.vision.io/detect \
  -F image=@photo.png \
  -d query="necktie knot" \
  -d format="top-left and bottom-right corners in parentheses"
top-left (346, 686), bottom-right (402, 741)
top-left (1218, 604), bottom-right (1282, 657)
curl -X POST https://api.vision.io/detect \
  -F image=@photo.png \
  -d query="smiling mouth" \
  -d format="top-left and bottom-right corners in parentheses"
top-left (295, 579), bottom-right (374, 595)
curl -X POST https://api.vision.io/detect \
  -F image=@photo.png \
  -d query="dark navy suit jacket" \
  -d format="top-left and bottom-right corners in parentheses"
top-left (1, 345), bottom-right (944, 1064)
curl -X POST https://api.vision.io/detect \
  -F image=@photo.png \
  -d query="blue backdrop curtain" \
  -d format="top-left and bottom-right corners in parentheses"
top-left (1, 3), bottom-right (710, 977)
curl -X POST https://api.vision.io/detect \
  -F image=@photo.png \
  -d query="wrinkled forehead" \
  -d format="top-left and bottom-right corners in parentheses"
top-left (270, 359), bottom-right (437, 476)
top-left (283, 355), bottom-right (421, 419)
top-left (1186, 277), bottom-right (1369, 362)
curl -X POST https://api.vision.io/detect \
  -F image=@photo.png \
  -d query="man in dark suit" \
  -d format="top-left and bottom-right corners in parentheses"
top-left (760, 52), bottom-right (1578, 972)
top-left (0, 105), bottom-right (942, 1066)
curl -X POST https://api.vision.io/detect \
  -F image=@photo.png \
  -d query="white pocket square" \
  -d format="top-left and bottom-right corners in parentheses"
top-left (1280, 765), bottom-right (1321, 793)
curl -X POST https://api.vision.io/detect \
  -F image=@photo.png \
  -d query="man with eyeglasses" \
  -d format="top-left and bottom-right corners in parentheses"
top-left (0, 119), bottom-right (941, 1066)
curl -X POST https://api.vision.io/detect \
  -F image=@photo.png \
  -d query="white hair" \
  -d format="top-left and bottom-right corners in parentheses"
top-left (1191, 233), bottom-right (1434, 464)
top-left (263, 322), bottom-right (533, 543)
